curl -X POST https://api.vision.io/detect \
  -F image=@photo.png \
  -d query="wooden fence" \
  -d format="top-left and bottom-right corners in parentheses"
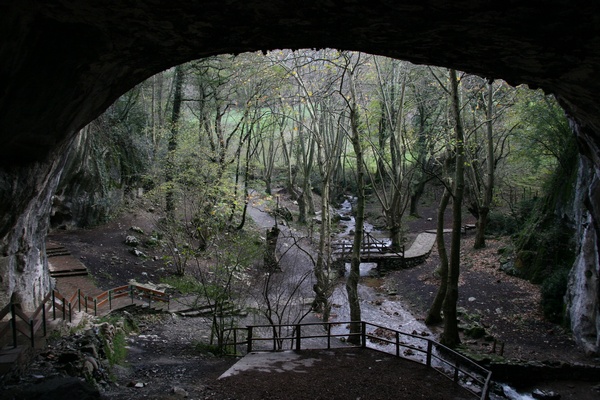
top-left (223, 321), bottom-right (492, 400)
top-left (0, 284), bottom-right (170, 349)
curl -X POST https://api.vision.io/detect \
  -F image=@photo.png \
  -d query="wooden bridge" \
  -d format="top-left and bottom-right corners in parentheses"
top-left (333, 225), bottom-right (477, 273)
top-left (332, 232), bottom-right (405, 270)
top-left (332, 231), bottom-right (438, 272)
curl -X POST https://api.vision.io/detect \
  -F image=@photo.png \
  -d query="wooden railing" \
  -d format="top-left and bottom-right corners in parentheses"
top-left (223, 321), bottom-right (492, 400)
top-left (0, 284), bottom-right (169, 349)
top-left (333, 232), bottom-right (405, 261)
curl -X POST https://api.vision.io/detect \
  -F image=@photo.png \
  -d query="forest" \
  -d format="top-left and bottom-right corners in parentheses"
top-left (52, 49), bottom-right (577, 351)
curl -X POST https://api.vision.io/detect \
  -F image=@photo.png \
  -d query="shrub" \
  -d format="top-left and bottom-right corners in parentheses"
top-left (541, 268), bottom-right (570, 324)
top-left (487, 210), bottom-right (520, 236)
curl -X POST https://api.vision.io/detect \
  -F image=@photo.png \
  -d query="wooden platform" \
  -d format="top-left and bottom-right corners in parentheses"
top-left (46, 242), bottom-right (88, 278)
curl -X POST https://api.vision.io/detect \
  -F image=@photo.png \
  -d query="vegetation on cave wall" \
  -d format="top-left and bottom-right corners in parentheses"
top-left (51, 88), bottom-right (151, 228)
top-left (509, 95), bottom-right (579, 323)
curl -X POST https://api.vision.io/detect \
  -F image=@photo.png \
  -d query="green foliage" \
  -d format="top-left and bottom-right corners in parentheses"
top-left (193, 340), bottom-right (225, 355)
top-left (513, 217), bottom-right (575, 283)
top-left (105, 331), bottom-right (128, 366)
top-left (541, 268), bottom-right (570, 324)
top-left (162, 274), bottom-right (202, 294)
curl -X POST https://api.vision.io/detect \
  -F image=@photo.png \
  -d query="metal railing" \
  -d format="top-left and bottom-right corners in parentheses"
top-left (0, 284), bottom-right (170, 349)
top-left (224, 321), bottom-right (491, 400)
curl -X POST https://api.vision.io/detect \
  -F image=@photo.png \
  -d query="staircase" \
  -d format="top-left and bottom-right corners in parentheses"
top-left (46, 243), bottom-right (88, 278)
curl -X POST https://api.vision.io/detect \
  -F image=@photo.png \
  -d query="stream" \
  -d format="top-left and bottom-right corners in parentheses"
top-left (329, 198), bottom-right (434, 359)
top-left (329, 198), bottom-right (534, 400)
top-left (247, 194), bottom-right (536, 400)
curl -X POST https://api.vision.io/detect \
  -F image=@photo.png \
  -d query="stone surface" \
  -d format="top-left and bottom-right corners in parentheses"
top-left (566, 157), bottom-right (600, 355)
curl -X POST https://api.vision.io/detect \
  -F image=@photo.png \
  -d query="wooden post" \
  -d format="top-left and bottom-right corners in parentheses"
top-left (10, 303), bottom-right (17, 348)
top-left (42, 303), bottom-right (46, 337)
top-left (29, 319), bottom-right (34, 347)
top-left (454, 361), bottom-right (460, 383)
top-left (327, 323), bottom-right (331, 349)
top-left (233, 329), bottom-right (237, 355)
top-left (395, 332), bottom-right (400, 357)
top-left (109, 290), bottom-right (112, 310)
top-left (52, 291), bottom-right (56, 320)
top-left (295, 324), bottom-right (301, 351)
top-left (77, 289), bottom-right (81, 312)
top-left (426, 341), bottom-right (433, 367)
top-left (94, 298), bottom-right (97, 316)
top-left (68, 302), bottom-right (72, 323)
top-left (247, 326), bottom-right (253, 353)
top-left (361, 321), bottom-right (367, 348)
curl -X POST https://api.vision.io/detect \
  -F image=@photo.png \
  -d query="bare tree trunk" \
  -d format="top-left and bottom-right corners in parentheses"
top-left (441, 69), bottom-right (464, 348)
top-left (313, 180), bottom-right (331, 321)
top-left (345, 58), bottom-right (364, 345)
top-left (425, 188), bottom-right (451, 324)
top-left (474, 79), bottom-right (495, 249)
top-left (165, 65), bottom-right (184, 217)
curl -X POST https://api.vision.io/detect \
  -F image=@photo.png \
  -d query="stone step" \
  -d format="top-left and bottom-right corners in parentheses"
top-left (49, 270), bottom-right (88, 278)
top-left (47, 248), bottom-right (71, 257)
top-left (0, 345), bottom-right (32, 376)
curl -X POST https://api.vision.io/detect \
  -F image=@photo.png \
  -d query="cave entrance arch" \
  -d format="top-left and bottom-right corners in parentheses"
top-left (1, 1), bottom-right (599, 354)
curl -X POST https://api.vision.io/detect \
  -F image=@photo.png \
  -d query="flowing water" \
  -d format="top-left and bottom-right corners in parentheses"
top-left (330, 197), bottom-right (544, 400)
top-left (329, 197), bottom-right (434, 363)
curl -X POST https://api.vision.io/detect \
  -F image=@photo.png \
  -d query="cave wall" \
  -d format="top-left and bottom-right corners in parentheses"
top-left (0, 142), bottom-right (71, 309)
top-left (1, 1), bottom-right (600, 353)
top-left (566, 140), bottom-right (600, 354)
top-left (50, 121), bottom-right (145, 230)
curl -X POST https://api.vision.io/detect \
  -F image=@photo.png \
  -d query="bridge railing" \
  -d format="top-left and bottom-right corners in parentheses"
top-left (0, 284), bottom-right (170, 349)
top-left (223, 321), bottom-right (491, 400)
top-left (332, 232), bottom-right (404, 257)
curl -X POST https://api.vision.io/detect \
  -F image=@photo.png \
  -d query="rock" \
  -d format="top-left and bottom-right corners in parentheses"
top-left (130, 226), bottom-right (144, 234)
top-left (124, 235), bottom-right (140, 246)
top-left (57, 351), bottom-right (80, 364)
top-left (172, 386), bottom-right (189, 397)
top-left (532, 388), bottom-right (561, 399)
top-left (130, 248), bottom-right (146, 257)
top-left (83, 359), bottom-right (96, 375)
top-left (80, 344), bottom-right (99, 358)
top-left (18, 377), bottom-right (101, 399)
top-left (465, 325), bottom-right (487, 339)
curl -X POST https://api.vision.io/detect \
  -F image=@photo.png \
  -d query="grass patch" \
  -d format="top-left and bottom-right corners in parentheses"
top-left (105, 331), bottom-right (128, 366)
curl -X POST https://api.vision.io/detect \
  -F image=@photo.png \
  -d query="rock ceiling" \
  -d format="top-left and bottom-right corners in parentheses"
top-left (2, 1), bottom-right (600, 166)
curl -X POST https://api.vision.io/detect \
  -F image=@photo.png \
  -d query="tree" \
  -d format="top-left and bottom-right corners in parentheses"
top-left (165, 64), bottom-right (185, 217)
top-left (340, 52), bottom-right (366, 344)
top-left (367, 56), bottom-right (413, 252)
top-left (440, 69), bottom-right (465, 347)
top-left (461, 77), bottom-right (515, 248)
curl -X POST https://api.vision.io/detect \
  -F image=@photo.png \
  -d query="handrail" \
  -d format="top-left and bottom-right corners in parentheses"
top-left (223, 321), bottom-right (491, 400)
top-left (0, 283), bottom-right (170, 350)
top-left (333, 232), bottom-right (405, 264)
